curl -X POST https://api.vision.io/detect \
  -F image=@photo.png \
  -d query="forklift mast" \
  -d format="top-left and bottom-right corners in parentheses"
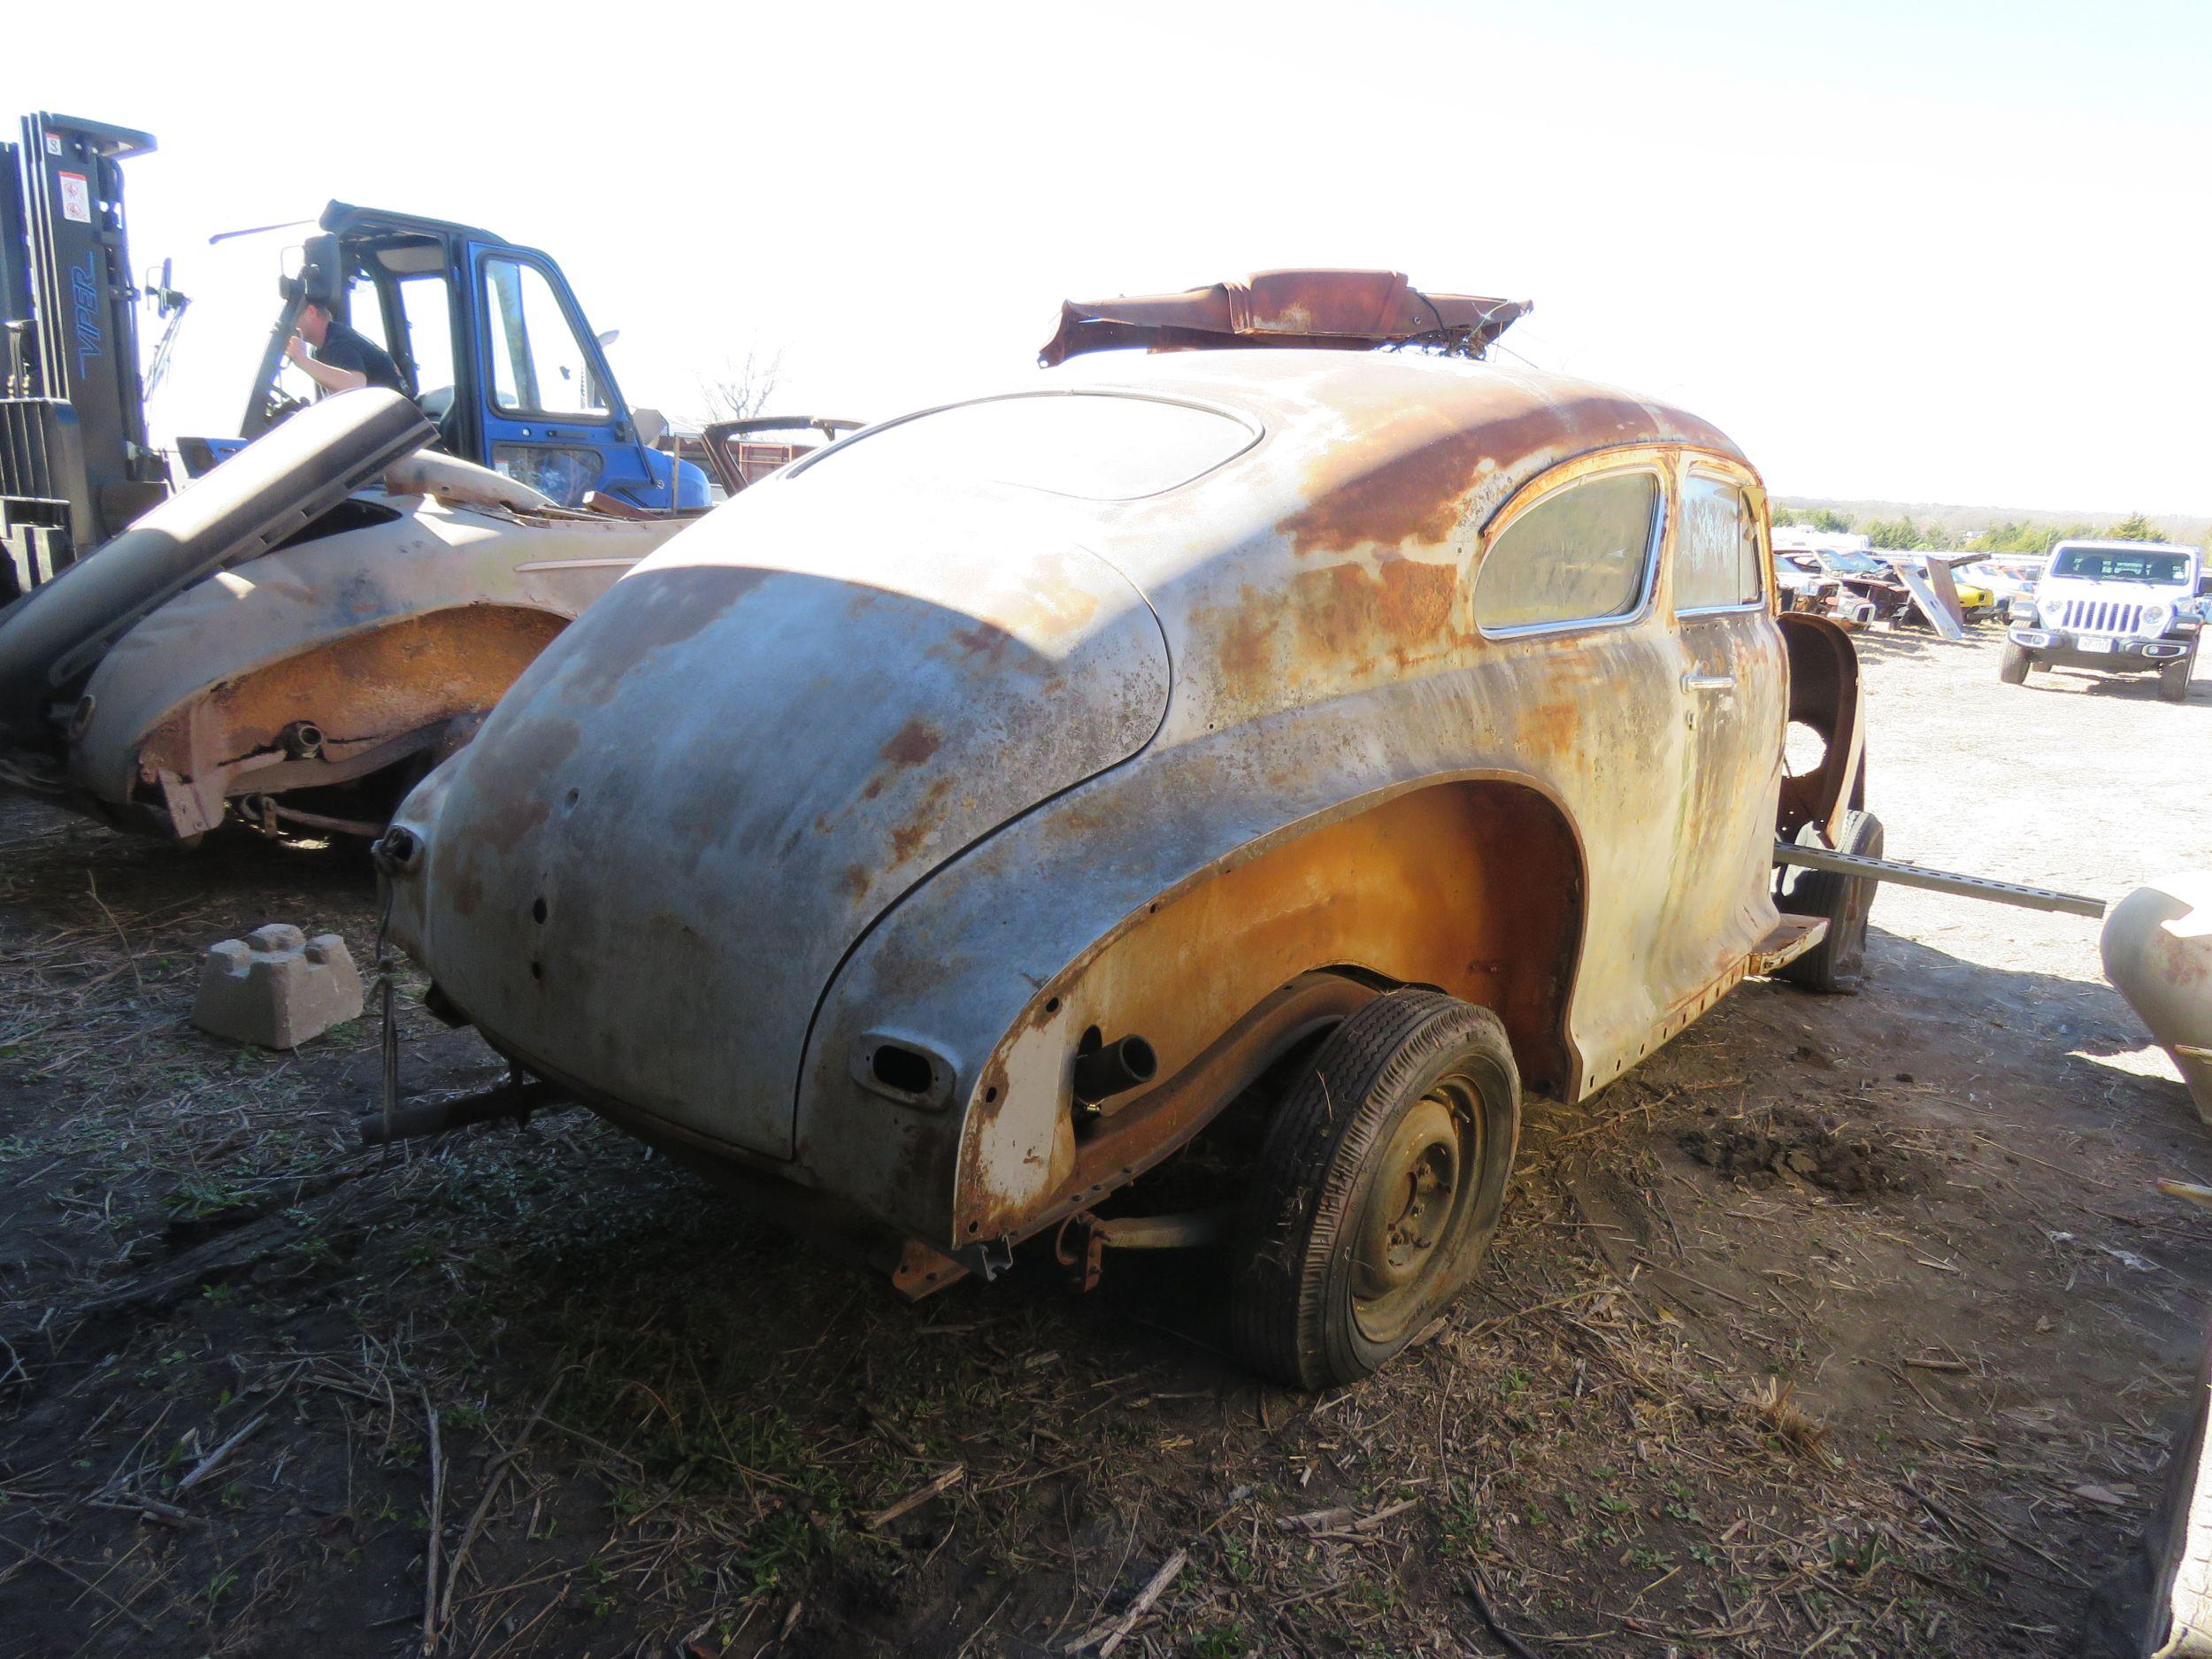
top-left (0, 113), bottom-right (165, 601)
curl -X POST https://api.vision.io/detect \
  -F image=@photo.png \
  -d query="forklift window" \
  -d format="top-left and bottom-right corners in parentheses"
top-left (342, 280), bottom-right (395, 357)
top-left (399, 274), bottom-right (455, 401)
top-left (481, 257), bottom-right (608, 421)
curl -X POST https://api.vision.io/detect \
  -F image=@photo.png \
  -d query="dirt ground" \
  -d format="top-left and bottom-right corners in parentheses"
top-left (1, 624), bottom-right (2208, 1659)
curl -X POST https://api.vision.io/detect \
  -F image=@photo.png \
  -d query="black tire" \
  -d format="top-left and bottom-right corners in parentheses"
top-left (1998, 642), bottom-right (2032, 685)
top-left (1776, 810), bottom-right (1884, 994)
top-left (1229, 988), bottom-right (1520, 1390)
top-left (2161, 659), bottom-right (2192, 703)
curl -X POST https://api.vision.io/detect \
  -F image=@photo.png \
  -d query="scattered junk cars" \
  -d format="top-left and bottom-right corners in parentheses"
top-left (0, 391), bottom-right (695, 840)
top-left (2001, 538), bottom-right (2204, 702)
top-left (376, 270), bottom-right (1882, 1387)
top-left (643, 415), bottom-right (865, 503)
top-left (1771, 537), bottom-right (1980, 637)
top-left (1958, 553), bottom-right (2046, 612)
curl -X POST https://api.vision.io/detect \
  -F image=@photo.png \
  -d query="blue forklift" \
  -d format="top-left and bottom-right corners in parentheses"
top-left (0, 111), bottom-right (707, 600)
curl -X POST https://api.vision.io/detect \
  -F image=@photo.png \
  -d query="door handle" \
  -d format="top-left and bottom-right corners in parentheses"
top-left (1682, 673), bottom-right (1735, 691)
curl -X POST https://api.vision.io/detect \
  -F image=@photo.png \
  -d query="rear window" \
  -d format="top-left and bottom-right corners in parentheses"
top-left (2049, 547), bottom-right (2192, 583)
top-left (1476, 470), bottom-right (1662, 633)
top-left (792, 393), bottom-right (1256, 501)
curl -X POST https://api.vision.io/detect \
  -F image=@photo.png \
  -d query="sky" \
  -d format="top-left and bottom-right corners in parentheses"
top-left (8, 0), bottom-right (2209, 516)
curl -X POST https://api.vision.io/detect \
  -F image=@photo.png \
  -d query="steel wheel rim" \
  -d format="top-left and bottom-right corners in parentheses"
top-left (1351, 1077), bottom-right (1480, 1345)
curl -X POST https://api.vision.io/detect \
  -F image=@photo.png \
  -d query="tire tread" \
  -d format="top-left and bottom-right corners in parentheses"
top-left (1230, 989), bottom-right (1517, 1389)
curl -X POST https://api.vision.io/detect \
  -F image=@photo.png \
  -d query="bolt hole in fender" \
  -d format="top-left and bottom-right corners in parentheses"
top-left (1228, 988), bottom-right (1520, 1390)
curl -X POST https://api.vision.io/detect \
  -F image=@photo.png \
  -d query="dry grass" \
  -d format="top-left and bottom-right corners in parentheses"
top-left (0, 783), bottom-right (2193, 1658)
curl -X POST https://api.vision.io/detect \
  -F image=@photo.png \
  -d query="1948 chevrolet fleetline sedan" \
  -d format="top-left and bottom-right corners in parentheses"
top-left (377, 311), bottom-right (1874, 1387)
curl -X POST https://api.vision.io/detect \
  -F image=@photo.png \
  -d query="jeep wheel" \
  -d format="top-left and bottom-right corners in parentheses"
top-left (1776, 810), bottom-right (1885, 994)
top-left (2161, 659), bottom-right (2192, 703)
top-left (1229, 989), bottom-right (1519, 1390)
top-left (1999, 642), bottom-right (2032, 685)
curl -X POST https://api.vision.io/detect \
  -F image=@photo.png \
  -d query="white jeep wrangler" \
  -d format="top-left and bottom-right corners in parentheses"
top-left (2002, 539), bottom-right (2204, 703)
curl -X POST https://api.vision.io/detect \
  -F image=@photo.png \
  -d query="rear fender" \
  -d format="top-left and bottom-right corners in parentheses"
top-left (122, 606), bottom-right (568, 835)
top-left (954, 777), bottom-right (1586, 1246)
top-left (68, 501), bottom-right (670, 833)
top-left (1776, 611), bottom-right (1865, 846)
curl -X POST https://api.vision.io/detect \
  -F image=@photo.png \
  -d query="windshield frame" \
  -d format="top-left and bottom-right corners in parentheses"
top-left (2047, 545), bottom-right (2195, 585)
top-left (782, 388), bottom-right (1264, 503)
top-left (1816, 550), bottom-right (1887, 575)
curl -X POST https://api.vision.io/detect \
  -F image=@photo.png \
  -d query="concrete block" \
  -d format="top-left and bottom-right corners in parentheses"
top-left (193, 924), bottom-right (364, 1049)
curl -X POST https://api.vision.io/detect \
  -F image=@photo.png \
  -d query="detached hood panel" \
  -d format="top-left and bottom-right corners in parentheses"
top-left (395, 480), bottom-right (1170, 1160)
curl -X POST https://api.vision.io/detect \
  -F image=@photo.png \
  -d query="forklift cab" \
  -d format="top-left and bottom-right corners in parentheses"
top-left (218, 203), bottom-right (705, 511)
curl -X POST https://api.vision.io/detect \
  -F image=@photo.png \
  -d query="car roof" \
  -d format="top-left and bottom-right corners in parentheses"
top-left (1037, 348), bottom-right (1746, 471)
top-left (996, 349), bottom-right (1755, 548)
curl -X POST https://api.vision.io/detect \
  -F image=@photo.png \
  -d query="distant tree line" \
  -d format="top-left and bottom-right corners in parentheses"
top-left (1771, 505), bottom-right (2170, 554)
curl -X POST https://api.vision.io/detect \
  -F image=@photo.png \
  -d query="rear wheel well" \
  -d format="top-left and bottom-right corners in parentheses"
top-left (1049, 775), bottom-right (1586, 1108)
top-left (137, 604), bottom-right (569, 794)
top-left (961, 779), bottom-right (1587, 1246)
top-left (1778, 611), bottom-right (1866, 841)
top-left (1354, 780), bottom-right (1583, 1096)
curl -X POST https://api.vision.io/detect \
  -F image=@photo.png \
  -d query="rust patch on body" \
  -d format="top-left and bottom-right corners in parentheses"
top-left (983, 555), bottom-right (1104, 645)
top-left (864, 718), bottom-right (948, 802)
top-left (1210, 558), bottom-right (1462, 695)
top-left (459, 714), bottom-right (583, 857)
top-left (888, 775), bottom-right (956, 864)
top-left (449, 866), bottom-right (484, 918)
top-left (879, 718), bottom-right (944, 768)
top-left (949, 621), bottom-right (1011, 662)
top-left (1276, 393), bottom-right (1744, 562)
top-left (557, 566), bottom-right (772, 703)
top-left (1509, 688), bottom-right (1585, 757)
top-left (1212, 592), bottom-right (1277, 693)
top-left (1278, 429), bottom-right (1494, 557)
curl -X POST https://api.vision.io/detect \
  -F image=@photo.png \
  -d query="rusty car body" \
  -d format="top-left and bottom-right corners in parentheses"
top-left (378, 288), bottom-right (1872, 1386)
top-left (0, 390), bottom-right (692, 840)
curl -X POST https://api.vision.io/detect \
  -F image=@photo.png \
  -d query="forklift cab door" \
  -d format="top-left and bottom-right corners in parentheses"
top-left (468, 242), bottom-right (668, 510)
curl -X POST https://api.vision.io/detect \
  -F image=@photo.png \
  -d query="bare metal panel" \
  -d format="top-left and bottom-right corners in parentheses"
top-left (395, 479), bottom-right (1171, 1161)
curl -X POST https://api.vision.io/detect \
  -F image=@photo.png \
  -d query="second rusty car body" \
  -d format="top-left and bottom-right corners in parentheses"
top-left (380, 330), bottom-right (1870, 1386)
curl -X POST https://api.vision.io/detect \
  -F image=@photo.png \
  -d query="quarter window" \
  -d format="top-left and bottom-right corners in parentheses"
top-left (1676, 476), bottom-right (1763, 611)
top-left (481, 257), bottom-right (607, 419)
top-left (1475, 470), bottom-right (1661, 632)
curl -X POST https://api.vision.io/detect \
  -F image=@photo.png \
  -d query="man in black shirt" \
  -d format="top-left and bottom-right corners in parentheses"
top-left (285, 299), bottom-right (408, 397)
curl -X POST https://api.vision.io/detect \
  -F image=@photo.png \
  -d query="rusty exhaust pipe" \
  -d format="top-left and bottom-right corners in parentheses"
top-left (1072, 1034), bottom-right (1157, 1105)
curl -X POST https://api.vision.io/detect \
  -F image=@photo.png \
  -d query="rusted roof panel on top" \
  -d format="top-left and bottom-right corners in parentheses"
top-left (1038, 270), bottom-right (1531, 366)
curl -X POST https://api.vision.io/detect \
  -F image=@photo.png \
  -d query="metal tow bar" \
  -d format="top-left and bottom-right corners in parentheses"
top-left (1773, 840), bottom-right (2107, 919)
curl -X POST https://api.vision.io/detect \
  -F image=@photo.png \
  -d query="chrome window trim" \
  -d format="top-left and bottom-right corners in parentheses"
top-left (1474, 461), bottom-right (1669, 641)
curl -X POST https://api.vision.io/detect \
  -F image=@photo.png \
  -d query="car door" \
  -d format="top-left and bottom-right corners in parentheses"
top-left (1469, 455), bottom-right (1695, 1077)
top-left (1663, 463), bottom-right (1786, 989)
top-left (469, 243), bottom-right (657, 508)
